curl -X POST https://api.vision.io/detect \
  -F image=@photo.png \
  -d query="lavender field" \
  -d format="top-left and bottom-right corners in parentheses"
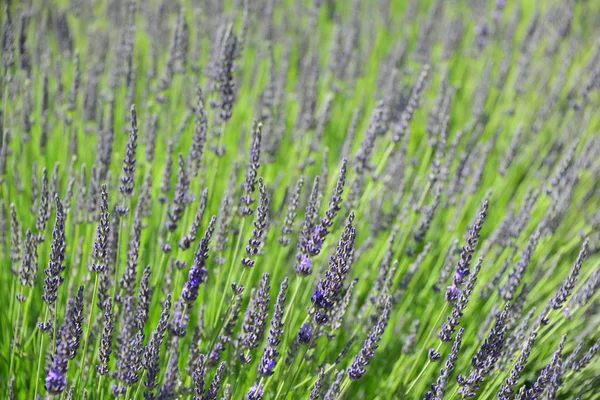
top-left (1, 0), bottom-right (600, 399)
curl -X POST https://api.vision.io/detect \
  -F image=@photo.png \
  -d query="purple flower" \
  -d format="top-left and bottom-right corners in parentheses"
top-left (241, 179), bottom-right (269, 268)
top-left (440, 258), bottom-right (483, 342)
top-left (240, 122), bottom-right (262, 216)
top-left (551, 239), bottom-right (589, 310)
top-left (209, 286), bottom-right (244, 366)
top-left (45, 369), bottom-right (67, 395)
top-left (296, 255), bottom-right (313, 276)
top-left (42, 195), bottom-right (67, 310)
top-left (143, 295), bottom-right (171, 399)
top-left (45, 319), bottom-right (71, 395)
top-left (348, 297), bottom-right (392, 380)
top-left (311, 287), bottom-right (332, 309)
top-left (311, 213), bottom-right (356, 324)
top-left (258, 278), bottom-right (289, 377)
top-left (426, 328), bottom-right (464, 399)
top-left (166, 153), bottom-right (190, 232)
top-left (182, 216), bottom-right (216, 304)
top-left (247, 383), bottom-right (264, 400)
top-left (298, 323), bottom-right (313, 344)
top-left (97, 298), bottom-right (114, 376)
top-left (446, 198), bottom-right (489, 302)
top-left (240, 274), bottom-right (271, 363)
top-left (119, 105), bottom-right (138, 197)
top-left (92, 184), bottom-right (110, 273)
top-left (279, 176), bottom-right (305, 246)
top-left (295, 176), bottom-right (321, 276)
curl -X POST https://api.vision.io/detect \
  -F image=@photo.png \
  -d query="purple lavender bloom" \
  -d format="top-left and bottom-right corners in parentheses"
top-left (240, 273), bottom-right (271, 363)
top-left (310, 367), bottom-right (325, 400)
top-left (182, 216), bottom-right (216, 304)
top-left (45, 368), bottom-right (68, 395)
top-left (209, 286), bottom-right (244, 366)
top-left (192, 354), bottom-right (207, 400)
top-left (474, 22), bottom-right (490, 50)
top-left (36, 168), bottom-right (50, 238)
top-left (459, 302), bottom-right (511, 397)
top-left (143, 295), bottom-right (171, 399)
top-left (170, 303), bottom-right (190, 337)
top-left (119, 105), bottom-right (138, 197)
top-left (19, 229), bottom-right (37, 288)
top-left (42, 195), bottom-right (67, 308)
top-left (247, 383), bottom-right (264, 400)
top-left (240, 122), bottom-right (262, 216)
top-left (426, 328), bottom-right (464, 399)
top-left (295, 176), bottom-right (321, 276)
top-left (206, 362), bottom-right (226, 399)
top-left (97, 298), bottom-right (114, 376)
top-left (525, 335), bottom-right (566, 398)
top-left (296, 255), bottom-right (313, 276)
top-left (498, 328), bottom-right (539, 399)
top-left (217, 28), bottom-right (239, 124)
top-left (429, 348), bottom-right (441, 361)
top-left (298, 323), bottom-right (313, 344)
top-left (311, 287), bottom-right (333, 310)
top-left (348, 297), bottom-right (392, 380)
top-left (311, 213), bottom-right (356, 323)
top-left (45, 323), bottom-right (70, 394)
top-left (440, 258), bottom-right (483, 342)
top-left (190, 86), bottom-right (208, 176)
top-left (166, 153), bottom-right (191, 232)
top-left (551, 239), bottom-right (589, 310)
top-left (573, 337), bottom-right (600, 372)
top-left (279, 176), bottom-right (304, 246)
top-left (258, 277), bottom-right (288, 377)
top-left (179, 187), bottom-right (208, 250)
top-left (241, 179), bottom-right (269, 268)
top-left (65, 286), bottom-right (85, 360)
top-left (92, 184), bottom-right (110, 273)
top-left (325, 370), bottom-right (345, 400)
top-left (446, 198), bottom-right (489, 302)
top-left (308, 159), bottom-right (348, 256)
top-left (259, 353), bottom-right (277, 376)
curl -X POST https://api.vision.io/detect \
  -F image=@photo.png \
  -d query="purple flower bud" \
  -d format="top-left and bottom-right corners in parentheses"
top-left (298, 323), bottom-right (313, 344)
top-left (348, 296), bottom-right (392, 380)
top-left (247, 383), bottom-right (264, 400)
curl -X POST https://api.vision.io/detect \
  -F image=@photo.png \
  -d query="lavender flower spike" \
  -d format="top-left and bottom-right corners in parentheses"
top-left (446, 197), bottom-right (489, 302)
top-left (240, 121), bottom-right (262, 216)
top-left (240, 273), bottom-right (271, 364)
top-left (92, 183), bottom-right (110, 273)
top-left (551, 239), bottom-right (589, 310)
top-left (312, 212), bottom-right (356, 324)
top-left (247, 383), bottom-right (264, 400)
top-left (348, 296), bottom-right (392, 380)
top-left (119, 104), bottom-right (138, 197)
top-left (143, 295), bottom-right (172, 399)
top-left (97, 298), bottom-right (114, 376)
top-left (309, 158), bottom-right (348, 256)
top-left (258, 277), bottom-right (289, 376)
top-left (182, 216), bottom-right (217, 305)
top-left (43, 195), bottom-right (67, 308)
top-left (242, 178), bottom-right (269, 268)
top-left (425, 327), bottom-right (465, 399)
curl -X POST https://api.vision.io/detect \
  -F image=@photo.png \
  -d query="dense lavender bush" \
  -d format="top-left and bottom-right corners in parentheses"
top-left (1, 0), bottom-right (600, 399)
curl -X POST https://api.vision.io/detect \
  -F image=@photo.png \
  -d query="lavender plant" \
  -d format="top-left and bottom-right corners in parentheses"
top-left (1, 0), bottom-right (599, 399)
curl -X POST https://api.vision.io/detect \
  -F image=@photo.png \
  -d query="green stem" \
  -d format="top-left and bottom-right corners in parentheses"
top-left (75, 273), bottom-right (100, 392)
top-left (212, 218), bottom-right (246, 326)
top-left (33, 308), bottom-right (49, 399)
